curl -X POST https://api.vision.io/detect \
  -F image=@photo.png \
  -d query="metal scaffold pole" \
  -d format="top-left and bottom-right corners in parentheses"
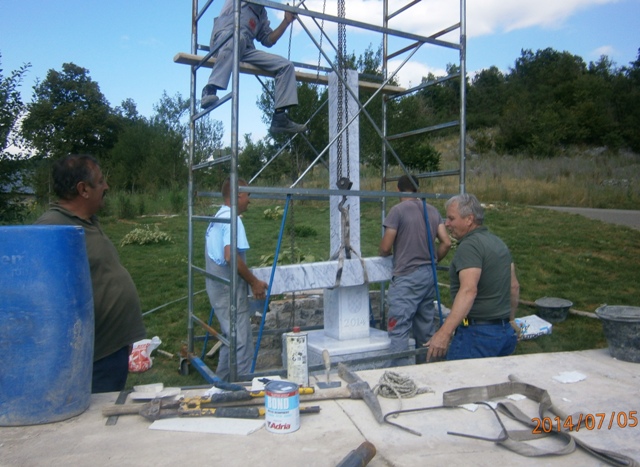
top-left (179, 0), bottom-right (467, 383)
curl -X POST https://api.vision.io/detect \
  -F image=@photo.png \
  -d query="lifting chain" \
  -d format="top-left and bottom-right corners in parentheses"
top-left (316, 0), bottom-right (327, 84)
top-left (336, 0), bottom-right (349, 183)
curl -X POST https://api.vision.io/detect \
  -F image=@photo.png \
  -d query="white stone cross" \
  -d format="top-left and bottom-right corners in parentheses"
top-left (251, 70), bottom-right (394, 365)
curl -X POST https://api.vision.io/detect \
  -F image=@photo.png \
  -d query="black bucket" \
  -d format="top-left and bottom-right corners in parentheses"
top-left (535, 297), bottom-right (573, 323)
top-left (595, 305), bottom-right (640, 363)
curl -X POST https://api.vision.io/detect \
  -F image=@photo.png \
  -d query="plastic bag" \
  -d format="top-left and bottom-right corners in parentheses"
top-left (128, 336), bottom-right (162, 373)
top-left (514, 315), bottom-right (552, 340)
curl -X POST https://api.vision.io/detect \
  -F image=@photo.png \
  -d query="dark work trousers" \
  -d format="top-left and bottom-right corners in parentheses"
top-left (92, 345), bottom-right (130, 393)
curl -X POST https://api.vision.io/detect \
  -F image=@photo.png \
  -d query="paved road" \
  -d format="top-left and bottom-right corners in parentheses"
top-left (535, 206), bottom-right (640, 231)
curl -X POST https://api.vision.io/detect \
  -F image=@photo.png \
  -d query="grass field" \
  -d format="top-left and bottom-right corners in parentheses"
top-left (19, 140), bottom-right (640, 388)
top-left (96, 196), bottom-right (640, 388)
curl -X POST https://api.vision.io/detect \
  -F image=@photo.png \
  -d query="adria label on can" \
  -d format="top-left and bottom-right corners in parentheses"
top-left (265, 380), bottom-right (300, 434)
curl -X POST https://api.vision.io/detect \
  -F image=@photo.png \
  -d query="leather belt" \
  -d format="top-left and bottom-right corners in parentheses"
top-left (462, 318), bottom-right (510, 327)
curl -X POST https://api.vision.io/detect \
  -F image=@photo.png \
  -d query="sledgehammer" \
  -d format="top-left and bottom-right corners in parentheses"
top-left (337, 363), bottom-right (384, 424)
top-left (201, 364), bottom-right (385, 424)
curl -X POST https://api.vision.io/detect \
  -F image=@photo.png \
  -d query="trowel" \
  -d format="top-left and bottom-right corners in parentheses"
top-left (317, 349), bottom-right (341, 389)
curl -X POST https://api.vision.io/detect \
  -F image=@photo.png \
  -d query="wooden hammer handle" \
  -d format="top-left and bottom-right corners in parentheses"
top-left (102, 404), bottom-right (145, 417)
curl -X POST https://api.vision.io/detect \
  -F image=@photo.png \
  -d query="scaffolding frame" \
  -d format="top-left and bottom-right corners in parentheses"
top-left (180, 0), bottom-right (467, 382)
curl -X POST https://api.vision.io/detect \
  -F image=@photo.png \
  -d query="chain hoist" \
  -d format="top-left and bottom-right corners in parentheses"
top-left (336, 0), bottom-right (349, 185)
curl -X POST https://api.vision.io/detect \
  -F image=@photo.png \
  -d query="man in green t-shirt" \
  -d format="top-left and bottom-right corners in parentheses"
top-left (35, 155), bottom-right (146, 392)
top-left (425, 193), bottom-right (520, 361)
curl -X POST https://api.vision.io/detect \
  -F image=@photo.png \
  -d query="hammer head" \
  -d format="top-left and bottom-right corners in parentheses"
top-left (339, 364), bottom-right (384, 424)
top-left (347, 381), bottom-right (370, 399)
top-left (139, 398), bottom-right (181, 421)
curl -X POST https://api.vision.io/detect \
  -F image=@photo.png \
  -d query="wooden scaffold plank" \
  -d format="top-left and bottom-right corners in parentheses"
top-left (174, 52), bottom-right (406, 95)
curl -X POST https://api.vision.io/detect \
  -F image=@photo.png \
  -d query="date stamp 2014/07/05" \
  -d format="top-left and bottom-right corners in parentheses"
top-left (532, 411), bottom-right (638, 434)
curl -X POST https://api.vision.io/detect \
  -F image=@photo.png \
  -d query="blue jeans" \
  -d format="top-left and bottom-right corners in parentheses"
top-left (446, 322), bottom-right (517, 361)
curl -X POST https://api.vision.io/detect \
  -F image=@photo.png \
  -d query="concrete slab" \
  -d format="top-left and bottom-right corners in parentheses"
top-left (1, 349), bottom-right (638, 466)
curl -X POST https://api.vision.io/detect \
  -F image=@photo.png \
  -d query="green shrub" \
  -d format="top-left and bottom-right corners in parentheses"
top-left (263, 205), bottom-right (284, 220)
top-left (471, 130), bottom-right (494, 154)
top-left (287, 224), bottom-right (317, 238)
top-left (120, 225), bottom-right (174, 246)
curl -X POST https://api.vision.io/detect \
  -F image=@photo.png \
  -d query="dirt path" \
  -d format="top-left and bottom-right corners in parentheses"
top-left (535, 206), bottom-right (640, 230)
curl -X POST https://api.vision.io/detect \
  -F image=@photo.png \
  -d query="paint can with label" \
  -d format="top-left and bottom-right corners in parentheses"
top-left (282, 327), bottom-right (309, 387)
top-left (265, 380), bottom-right (300, 433)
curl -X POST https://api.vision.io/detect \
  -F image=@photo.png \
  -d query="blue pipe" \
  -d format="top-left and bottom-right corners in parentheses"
top-left (251, 195), bottom-right (291, 373)
top-left (422, 200), bottom-right (444, 326)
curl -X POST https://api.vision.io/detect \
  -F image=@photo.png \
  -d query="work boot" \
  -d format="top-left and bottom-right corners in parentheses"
top-left (269, 111), bottom-right (307, 134)
top-left (201, 85), bottom-right (219, 109)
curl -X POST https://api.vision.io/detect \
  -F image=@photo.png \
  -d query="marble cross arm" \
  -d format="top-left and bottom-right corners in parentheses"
top-left (250, 256), bottom-right (393, 295)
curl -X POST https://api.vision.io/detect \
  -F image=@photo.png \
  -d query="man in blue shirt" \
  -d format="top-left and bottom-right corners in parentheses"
top-left (205, 178), bottom-right (268, 380)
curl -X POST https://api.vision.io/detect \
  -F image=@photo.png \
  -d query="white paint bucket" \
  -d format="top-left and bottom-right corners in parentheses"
top-left (265, 380), bottom-right (300, 433)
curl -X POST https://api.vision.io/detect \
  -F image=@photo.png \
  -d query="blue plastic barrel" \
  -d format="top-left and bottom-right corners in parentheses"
top-left (0, 225), bottom-right (94, 426)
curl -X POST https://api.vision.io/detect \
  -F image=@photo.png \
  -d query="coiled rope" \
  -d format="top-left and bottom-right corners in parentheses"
top-left (373, 371), bottom-right (433, 412)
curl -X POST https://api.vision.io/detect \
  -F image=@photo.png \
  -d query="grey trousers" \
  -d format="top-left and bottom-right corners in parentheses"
top-left (386, 265), bottom-right (437, 366)
top-left (206, 32), bottom-right (298, 109)
top-left (205, 256), bottom-right (254, 381)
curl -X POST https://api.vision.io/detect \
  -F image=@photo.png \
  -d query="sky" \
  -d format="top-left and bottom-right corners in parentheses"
top-left (1, 0), bottom-right (639, 143)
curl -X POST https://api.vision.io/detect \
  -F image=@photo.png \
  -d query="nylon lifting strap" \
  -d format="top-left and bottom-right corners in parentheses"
top-left (333, 180), bottom-right (369, 288)
top-left (385, 375), bottom-right (639, 466)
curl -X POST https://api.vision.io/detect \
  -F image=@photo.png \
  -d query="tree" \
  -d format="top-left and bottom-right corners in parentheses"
top-left (0, 55), bottom-right (31, 222)
top-left (614, 49), bottom-right (640, 151)
top-left (1, 57), bottom-right (30, 153)
top-left (254, 44), bottom-right (441, 175)
top-left (107, 93), bottom-right (188, 192)
top-left (467, 66), bottom-right (505, 128)
top-left (114, 98), bottom-right (141, 122)
top-left (193, 115), bottom-right (224, 166)
top-left (256, 78), bottom-right (328, 182)
top-left (238, 134), bottom-right (282, 182)
top-left (21, 63), bottom-right (119, 160)
top-left (382, 65), bottom-right (450, 173)
top-left (357, 44), bottom-right (389, 167)
top-left (107, 91), bottom-right (225, 192)
top-left (151, 91), bottom-right (189, 136)
top-left (107, 119), bottom-right (156, 191)
top-left (496, 48), bottom-right (589, 155)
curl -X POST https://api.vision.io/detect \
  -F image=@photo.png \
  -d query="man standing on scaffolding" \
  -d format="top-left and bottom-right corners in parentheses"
top-left (200, 0), bottom-right (307, 134)
top-left (205, 178), bottom-right (268, 381)
top-left (379, 175), bottom-right (451, 366)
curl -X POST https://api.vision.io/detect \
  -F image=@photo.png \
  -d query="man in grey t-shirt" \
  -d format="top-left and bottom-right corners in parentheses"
top-left (379, 175), bottom-right (451, 365)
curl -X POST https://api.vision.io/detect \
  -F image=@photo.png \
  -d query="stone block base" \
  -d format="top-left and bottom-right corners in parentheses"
top-left (306, 328), bottom-right (415, 371)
